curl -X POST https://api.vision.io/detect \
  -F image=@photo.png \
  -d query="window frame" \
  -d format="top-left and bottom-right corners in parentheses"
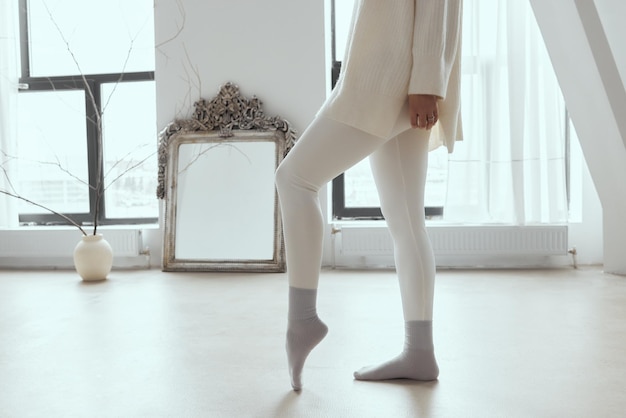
top-left (17, 0), bottom-right (157, 226)
top-left (329, 0), bottom-right (444, 220)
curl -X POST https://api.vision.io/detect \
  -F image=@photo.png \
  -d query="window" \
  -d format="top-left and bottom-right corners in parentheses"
top-left (16, 0), bottom-right (157, 226)
top-left (331, 0), bottom-right (447, 220)
top-left (330, 0), bottom-right (570, 224)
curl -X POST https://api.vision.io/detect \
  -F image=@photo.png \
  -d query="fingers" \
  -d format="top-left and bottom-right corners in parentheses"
top-left (411, 112), bottom-right (419, 129)
top-left (409, 113), bottom-right (419, 129)
top-left (408, 94), bottom-right (439, 130)
top-left (415, 113), bottom-right (438, 130)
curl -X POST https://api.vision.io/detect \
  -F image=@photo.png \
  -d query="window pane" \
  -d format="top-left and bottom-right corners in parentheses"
top-left (425, 148), bottom-right (449, 207)
top-left (335, 0), bottom-right (356, 60)
top-left (344, 159), bottom-right (379, 207)
top-left (16, 90), bottom-right (89, 214)
top-left (28, 0), bottom-right (155, 77)
top-left (343, 148), bottom-right (449, 208)
top-left (335, 0), bottom-right (448, 212)
top-left (101, 81), bottom-right (158, 219)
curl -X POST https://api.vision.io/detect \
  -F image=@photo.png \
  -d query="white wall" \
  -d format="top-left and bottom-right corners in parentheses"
top-left (594, 0), bottom-right (626, 85)
top-left (153, 0), bottom-right (329, 268)
top-left (154, 1), bottom-right (327, 136)
top-left (567, 146), bottom-right (603, 265)
top-left (530, 0), bottom-right (626, 274)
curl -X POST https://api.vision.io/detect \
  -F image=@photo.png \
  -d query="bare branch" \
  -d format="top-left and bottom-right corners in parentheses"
top-left (174, 43), bottom-right (202, 120)
top-left (92, 188), bottom-right (102, 236)
top-left (0, 161), bottom-right (20, 195)
top-left (1, 163), bottom-right (87, 234)
top-left (43, 3), bottom-right (87, 77)
top-left (101, 9), bottom-right (150, 114)
top-left (155, 0), bottom-right (186, 49)
top-left (43, 2), bottom-right (96, 117)
top-left (0, 189), bottom-right (87, 235)
top-left (3, 150), bottom-right (93, 190)
top-left (101, 38), bottom-right (135, 113)
top-left (104, 150), bottom-right (157, 191)
top-left (178, 143), bottom-right (252, 175)
top-left (3, 3), bottom-right (154, 236)
top-left (183, 43), bottom-right (202, 100)
top-left (43, 1), bottom-right (103, 198)
top-left (104, 142), bottom-right (152, 179)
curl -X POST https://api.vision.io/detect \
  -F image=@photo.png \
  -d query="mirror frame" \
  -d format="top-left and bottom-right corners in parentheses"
top-left (157, 82), bottom-right (297, 272)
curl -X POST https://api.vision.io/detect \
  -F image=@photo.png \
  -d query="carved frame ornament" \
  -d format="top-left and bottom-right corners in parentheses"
top-left (157, 82), bottom-right (297, 199)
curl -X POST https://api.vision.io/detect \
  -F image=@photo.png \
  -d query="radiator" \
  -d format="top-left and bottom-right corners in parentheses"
top-left (0, 228), bottom-right (143, 258)
top-left (0, 227), bottom-right (149, 268)
top-left (336, 225), bottom-right (569, 257)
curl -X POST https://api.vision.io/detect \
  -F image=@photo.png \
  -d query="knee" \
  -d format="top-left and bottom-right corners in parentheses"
top-left (274, 161), bottom-right (291, 195)
top-left (275, 159), bottom-right (319, 199)
top-left (275, 160), bottom-right (303, 199)
top-left (381, 206), bottom-right (426, 238)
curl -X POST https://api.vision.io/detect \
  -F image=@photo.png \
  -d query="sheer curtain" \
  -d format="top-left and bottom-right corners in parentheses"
top-left (0, 0), bottom-right (19, 228)
top-left (444, 0), bottom-right (568, 224)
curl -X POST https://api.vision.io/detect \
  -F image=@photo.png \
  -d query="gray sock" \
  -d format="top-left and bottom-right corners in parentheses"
top-left (354, 320), bottom-right (439, 381)
top-left (286, 286), bottom-right (328, 391)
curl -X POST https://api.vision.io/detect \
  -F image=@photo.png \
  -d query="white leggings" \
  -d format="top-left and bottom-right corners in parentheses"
top-left (275, 116), bottom-right (436, 321)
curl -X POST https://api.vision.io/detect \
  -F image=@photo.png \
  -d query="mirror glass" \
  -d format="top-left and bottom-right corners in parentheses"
top-left (175, 139), bottom-right (276, 261)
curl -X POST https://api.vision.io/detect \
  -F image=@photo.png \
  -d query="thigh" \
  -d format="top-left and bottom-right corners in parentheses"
top-left (369, 129), bottom-right (431, 219)
top-left (278, 116), bottom-right (386, 190)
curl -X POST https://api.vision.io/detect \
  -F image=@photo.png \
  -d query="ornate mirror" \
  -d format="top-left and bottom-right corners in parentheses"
top-left (157, 83), bottom-right (296, 272)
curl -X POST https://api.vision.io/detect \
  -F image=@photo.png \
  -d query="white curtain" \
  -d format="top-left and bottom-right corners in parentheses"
top-left (0, 0), bottom-right (19, 228)
top-left (444, 0), bottom-right (568, 224)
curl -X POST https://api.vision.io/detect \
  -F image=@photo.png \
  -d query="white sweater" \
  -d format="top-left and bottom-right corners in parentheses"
top-left (318, 0), bottom-right (463, 152)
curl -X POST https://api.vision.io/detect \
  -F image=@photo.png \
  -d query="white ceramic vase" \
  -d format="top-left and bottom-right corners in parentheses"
top-left (73, 234), bottom-right (113, 281)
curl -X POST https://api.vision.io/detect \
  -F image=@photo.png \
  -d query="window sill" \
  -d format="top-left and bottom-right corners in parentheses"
top-left (1, 223), bottom-right (159, 233)
top-left (331, 219), bottom-right (569, 228)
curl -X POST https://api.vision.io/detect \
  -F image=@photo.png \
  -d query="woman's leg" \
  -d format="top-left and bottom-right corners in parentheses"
top-left (354, 128), bottom-right (439, 381)
top-left (275, 116), bottom-right (386, 390)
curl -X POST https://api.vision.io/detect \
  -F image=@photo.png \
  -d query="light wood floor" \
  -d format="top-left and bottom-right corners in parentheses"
top-left (1, 267), bottom-right (625, 418)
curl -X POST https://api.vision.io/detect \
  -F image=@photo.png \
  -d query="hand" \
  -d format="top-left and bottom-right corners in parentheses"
top-left (409, 94), bottom-right (439, 130)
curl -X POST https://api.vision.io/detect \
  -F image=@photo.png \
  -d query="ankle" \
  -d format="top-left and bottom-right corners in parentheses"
top-left (288, 286), bottom-right (319, 321)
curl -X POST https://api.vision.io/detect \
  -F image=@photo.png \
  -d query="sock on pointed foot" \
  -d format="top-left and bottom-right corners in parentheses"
top-left (354, 320), bottom-right (439, 381)
top-left (286, 287), bottom-right (328, 391)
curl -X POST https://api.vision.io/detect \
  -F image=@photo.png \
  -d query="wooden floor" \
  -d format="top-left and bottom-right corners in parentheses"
top-left (1, 267), bottom-right (625, 417)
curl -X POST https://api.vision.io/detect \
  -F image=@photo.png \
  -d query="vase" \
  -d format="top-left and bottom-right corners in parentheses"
top-left (73, 234), bottom-right (113, 281)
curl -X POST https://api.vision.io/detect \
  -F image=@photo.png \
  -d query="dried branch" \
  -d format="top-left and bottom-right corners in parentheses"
top-left (101, 38), bottom-right (135, 113)
top-left (39, 2), bottom-right (153, 235)
top-left (0, 160), bottom-right (20, 195)
top-left (2, 149), bottom-right (92, 190)
top-left (104, 143), bottom-right (152, 178)
top-left (183, 43), bottom-right (201, 99)
top-left (2, 152), bottom-right (89, 234)
top-left (104, 150), bottom-right (157, 191)
top-left (177, 143), bottom-right (252, 176)
top-left (155, 0), bottom-right (186, 49)
top-left (44, 2), bottom-right (103, 235)
top-left (101, 12), bottom-right (148, 114)
top-left (175, 43), bottom-right (202, 120)
top-left (0, 160), bottom-right (87, 236)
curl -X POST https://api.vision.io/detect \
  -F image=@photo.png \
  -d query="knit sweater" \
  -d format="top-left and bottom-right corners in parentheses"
top-left (318, 0), bottom-right (463, 152)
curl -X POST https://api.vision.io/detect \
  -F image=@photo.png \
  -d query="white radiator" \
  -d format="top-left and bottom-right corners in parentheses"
top-left (333, 224), bottom-right (569, 267)
top-left (0, 228), bottom-right (147, 268)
